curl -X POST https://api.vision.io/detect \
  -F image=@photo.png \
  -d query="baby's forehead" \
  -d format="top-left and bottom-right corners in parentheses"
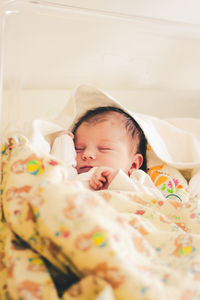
top-left (75, 121), bottom-right (122, 137)
top-left (82, 111), bottom-right (125, 127)
top-left (74, 113), bottom-right (125, 137)
top-left (75, 114), bottom-right (132, 143)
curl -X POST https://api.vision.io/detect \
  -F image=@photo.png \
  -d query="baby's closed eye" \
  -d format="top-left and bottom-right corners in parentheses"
top-left (75, 147), bottom-right (85, 152)
top-left (98, 147), bottom-right (113, 152)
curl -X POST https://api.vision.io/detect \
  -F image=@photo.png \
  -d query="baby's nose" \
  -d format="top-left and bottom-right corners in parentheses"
top-left (82, 149), bottom-right (96, 160)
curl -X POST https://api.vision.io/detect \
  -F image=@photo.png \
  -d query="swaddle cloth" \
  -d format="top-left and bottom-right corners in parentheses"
top-left (51, 134), bottom-right (77, 179)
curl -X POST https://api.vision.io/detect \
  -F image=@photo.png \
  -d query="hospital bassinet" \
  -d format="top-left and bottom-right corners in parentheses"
top-left (1, 1), bottom-right (200, 300)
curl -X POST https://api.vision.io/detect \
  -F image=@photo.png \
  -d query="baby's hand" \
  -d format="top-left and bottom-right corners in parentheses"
top-left (89, 167), bottom-right (118, 190)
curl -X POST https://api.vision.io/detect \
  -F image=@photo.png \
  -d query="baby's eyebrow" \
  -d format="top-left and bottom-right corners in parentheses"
top-left (74, 141), bottom-right (84, 146)
top-left (99, 138), bottom-right (113, 142)
top-left (100, 139), bottom-right (117, 144)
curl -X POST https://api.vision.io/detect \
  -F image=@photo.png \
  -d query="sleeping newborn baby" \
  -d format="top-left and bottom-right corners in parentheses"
top-left (51, 106), bottom-right (165, 199)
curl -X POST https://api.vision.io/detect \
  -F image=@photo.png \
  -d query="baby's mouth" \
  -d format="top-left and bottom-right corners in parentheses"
top-left (79, 166), bottom-right (93, 174)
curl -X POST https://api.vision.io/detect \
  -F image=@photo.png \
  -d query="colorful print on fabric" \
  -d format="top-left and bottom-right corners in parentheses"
top-left (27, 257), bottom-right (47, 272)
top-left (11, 155), bottom-right (45, 175)
top-left (27, 159), bottom-right (45, 175)
top-left (55, 224), bottom-right (70, 238)
top-left (6, 186), bottom-right (32, 202)
top-left (75, 228), bottom-right (107, 251)
top-left (1, 144), bottom-right (6, 155)
top-left (172, 234), bottom-right (196, 257)
top-left (83, 262), bottom-right (125, 289)
top-left (148, 164), bottom-right (188, 202)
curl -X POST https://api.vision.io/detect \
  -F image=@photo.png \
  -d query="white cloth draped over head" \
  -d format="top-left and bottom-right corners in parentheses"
top-left (3, 85), bottom-right (200, 172)
top-left (54, 85), bottom-right (200, 170)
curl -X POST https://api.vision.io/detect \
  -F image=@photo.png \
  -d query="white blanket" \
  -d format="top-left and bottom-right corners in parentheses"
top-left (55, 85), bottom-right (200, 170)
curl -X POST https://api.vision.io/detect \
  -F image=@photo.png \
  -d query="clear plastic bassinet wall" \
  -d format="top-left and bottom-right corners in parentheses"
top-left (1, 0), bottom-right (200, 132)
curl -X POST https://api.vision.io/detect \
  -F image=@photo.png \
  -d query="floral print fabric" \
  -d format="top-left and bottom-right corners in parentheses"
top-left (1, 135), bottom-right (200, 300)
top-left (147, 145), bottom-right (189, 202)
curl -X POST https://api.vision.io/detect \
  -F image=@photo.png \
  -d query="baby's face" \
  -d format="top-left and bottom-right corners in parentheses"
top-left (74, 119), bottom-right (134, 174)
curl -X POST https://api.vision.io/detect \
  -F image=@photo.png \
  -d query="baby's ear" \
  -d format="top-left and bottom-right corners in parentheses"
top-left (129, 153), bottom-right (143, 175)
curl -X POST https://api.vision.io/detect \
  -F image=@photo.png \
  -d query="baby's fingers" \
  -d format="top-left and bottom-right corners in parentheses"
top-left (89, 177), bottom-right (103, 190)
top-left (94, 172), bottom-right (107, 183)
top-left (101, 170), bottom-right (110, 177)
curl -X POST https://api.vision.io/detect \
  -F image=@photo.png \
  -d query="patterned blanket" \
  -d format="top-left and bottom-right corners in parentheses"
top-left (1, 135), bottom-right (200, 300)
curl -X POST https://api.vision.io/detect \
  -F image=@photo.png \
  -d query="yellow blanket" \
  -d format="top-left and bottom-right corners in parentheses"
top-left (1, 135), bottom-right (200, 300)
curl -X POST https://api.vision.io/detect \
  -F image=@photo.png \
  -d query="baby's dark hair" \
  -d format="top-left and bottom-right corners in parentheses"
top-left (72, 106), bottom-right (147, 171)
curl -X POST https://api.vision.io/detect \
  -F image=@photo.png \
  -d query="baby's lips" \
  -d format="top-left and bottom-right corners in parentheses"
top-left (79, 166), bottom-right (93, 173)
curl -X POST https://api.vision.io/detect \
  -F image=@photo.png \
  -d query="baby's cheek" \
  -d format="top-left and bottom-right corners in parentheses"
top-left (75, 153), bottom-right (80, 163)
top-left (102, 156), bottom-right (116, 167)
